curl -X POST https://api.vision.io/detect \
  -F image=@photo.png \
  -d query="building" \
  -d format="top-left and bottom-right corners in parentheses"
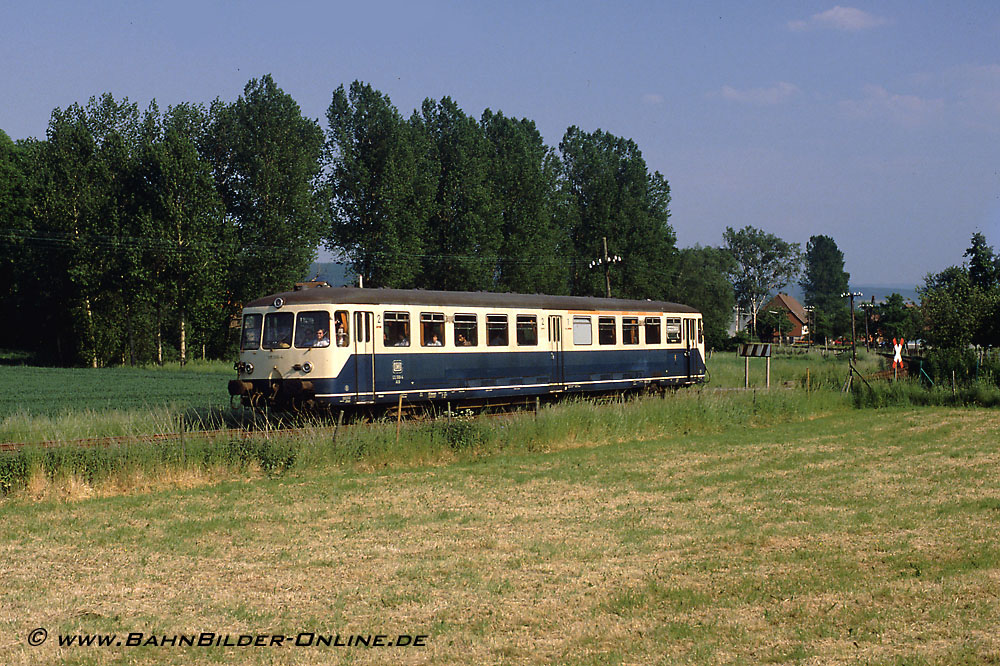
top-left (762, 293), bottom-right (809, 344)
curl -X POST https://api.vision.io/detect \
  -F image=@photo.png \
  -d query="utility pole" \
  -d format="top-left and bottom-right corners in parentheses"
top-left (841, 291), bottom-right (863, 364)
top-left (589, 237), bottom-right (622, 298)
top-left (860, 296), bottom-right (874, 352)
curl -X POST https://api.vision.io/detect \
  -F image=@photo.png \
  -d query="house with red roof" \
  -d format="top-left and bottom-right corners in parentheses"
top-left (762, 292), bottom-right (809, 344)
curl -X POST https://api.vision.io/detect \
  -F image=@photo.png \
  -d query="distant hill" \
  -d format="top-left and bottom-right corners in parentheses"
top-left (306, 262), bottom-right (355, 287)
top-left (778, 283), bottom-right (920, 305)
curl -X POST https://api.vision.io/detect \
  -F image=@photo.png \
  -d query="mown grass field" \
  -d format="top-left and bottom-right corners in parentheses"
top-left (2, 386), bottom-right (1000, 665)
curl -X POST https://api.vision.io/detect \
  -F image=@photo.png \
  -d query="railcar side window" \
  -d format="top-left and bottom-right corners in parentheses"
top-left (294, 311), bottom-right (332, 348)
top-left (645, 317), bottom-right (661, 345)
top-left (334, 310), bottom-right (349, 347)
top-left (598, 316), bottom-right (617, 345)
top-left (241, 313), bottom-right (263, 350)
top-left (454, 314), bottom-right (477, 346)
top-left (698, 319), bottom-right (704, 344)
top-left (421, 312), bottom-right (445, 347)
top-left (516, 315), bottom-right (538, 346)
top-left (262, 312), bottom-right (294, 349)
top-left (665, 318), bottom-right (682, 344)
top-left (384, 312), bottom-right (410, 347)
top-left (623, 317), bottom-right (639, 345)
top-left (487, 315), bottom-right (508, 346)
top-left (573, 316), bottom-right (592, 346)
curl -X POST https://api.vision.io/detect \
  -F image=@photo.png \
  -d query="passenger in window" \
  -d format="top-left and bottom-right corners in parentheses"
top-left (335, 321), bottom-right (348, 347)
top-left (428, 334), bottom-right (442, 347)
top-left (456, 333), bottom-right (470, 346)
top-left (314, 328), bottom-right (331, 347)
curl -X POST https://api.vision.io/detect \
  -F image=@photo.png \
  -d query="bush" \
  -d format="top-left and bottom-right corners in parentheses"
top-left (441, 411), bottom-right (489, 450)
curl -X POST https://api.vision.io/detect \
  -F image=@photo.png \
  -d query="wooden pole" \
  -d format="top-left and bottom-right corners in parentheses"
top-left (333, 409), bottom-right (344, 444)
top-left (602, 236), bottom-right (612, 299)
top-left (396, 394), bottom-right (403, 445)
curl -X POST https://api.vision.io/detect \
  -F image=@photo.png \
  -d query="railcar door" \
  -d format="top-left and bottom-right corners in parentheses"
top-left (353, 311), bottom-right (375, 403)
top-left (685, 318), bottom-right (695, 381)
top-left (548, 315), bottom-right (564, 391)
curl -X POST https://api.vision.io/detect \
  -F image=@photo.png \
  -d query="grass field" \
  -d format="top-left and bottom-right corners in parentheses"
top-left (0, 361), bottom-right (234, 419)
top-left (2, 388), bottom-right (1000, 664)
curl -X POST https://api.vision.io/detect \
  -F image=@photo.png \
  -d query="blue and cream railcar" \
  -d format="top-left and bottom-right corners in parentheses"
top-left (228, 286), bottom-right (706, 409)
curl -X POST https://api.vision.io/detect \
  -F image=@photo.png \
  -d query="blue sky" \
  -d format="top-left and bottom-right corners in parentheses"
top-left (4, 1), bottom-right (999, 286)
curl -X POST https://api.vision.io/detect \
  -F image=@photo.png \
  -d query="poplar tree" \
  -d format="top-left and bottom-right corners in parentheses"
top-left (414, 97), bottom-right (500, 292)
top-left (205, 75), bottom-right (325, 308)
top-left (324, 81), bottom-right (431, 287)
top-left (558, 126), bottom-right (676, 300)
top-left (134, 103), bottom-right (228, 365)
top-left (481, 109), bottom-right (567, 295)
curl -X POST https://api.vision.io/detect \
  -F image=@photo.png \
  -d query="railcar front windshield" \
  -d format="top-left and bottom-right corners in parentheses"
top-left (241, 313), bottom-right (263, 350)
top-left (262, 312), bottom-right (294, 349)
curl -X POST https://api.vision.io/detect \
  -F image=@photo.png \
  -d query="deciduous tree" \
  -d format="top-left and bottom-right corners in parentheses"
top-left (723, 225), bottom-right (802, 336)
top-left (205, 75), bottom-right (325, 310)
top-left (667, 245), bottom-right (735, 349)
top-left (481, 109), bottom-right (567, 294)
top-left (558, 126), bottom-right (676, 299)
top-left (413, 97), bottom-right (500, 292)
top-left (324, 82), bottom-right (431, 288)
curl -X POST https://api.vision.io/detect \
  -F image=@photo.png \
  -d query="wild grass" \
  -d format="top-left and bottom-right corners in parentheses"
top-left (706, 346), bottom-right (882, 391)
top-left (0, 390), bottom-right (847, 499)
top-left (852, 378), bottom-right (1000, 409)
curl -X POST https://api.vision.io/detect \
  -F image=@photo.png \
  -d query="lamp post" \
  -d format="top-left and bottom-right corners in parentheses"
top-left (841, 291), bottom-right (863, 364)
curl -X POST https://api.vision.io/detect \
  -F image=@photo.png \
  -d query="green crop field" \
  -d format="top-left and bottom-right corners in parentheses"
top-left (0, 361), bottom-right (235, 419)
top-left (2, 389), bottom-right (999, 665)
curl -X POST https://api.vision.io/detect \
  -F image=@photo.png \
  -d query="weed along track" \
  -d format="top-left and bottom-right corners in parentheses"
top-left (0, 426), bottom-right (320, 453)
top-left (0, 389), bottom-right (838, 499)
top-left (0, 389), bottom-right (623, 453)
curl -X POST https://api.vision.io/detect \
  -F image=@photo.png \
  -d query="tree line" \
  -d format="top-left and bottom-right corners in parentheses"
top-left (3, 73), bottom-right (995, 370)
top-left (0, 76), bottom-right (689, 366)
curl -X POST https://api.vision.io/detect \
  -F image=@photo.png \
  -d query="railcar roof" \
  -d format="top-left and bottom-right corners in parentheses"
top-left (246, 287), bottom-right (700, 314)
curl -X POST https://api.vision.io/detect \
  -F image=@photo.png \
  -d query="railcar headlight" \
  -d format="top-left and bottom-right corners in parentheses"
top-left (302, 361), bottom-right (313, 374)
top-left (243, 362), bottom-right (253, 374)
